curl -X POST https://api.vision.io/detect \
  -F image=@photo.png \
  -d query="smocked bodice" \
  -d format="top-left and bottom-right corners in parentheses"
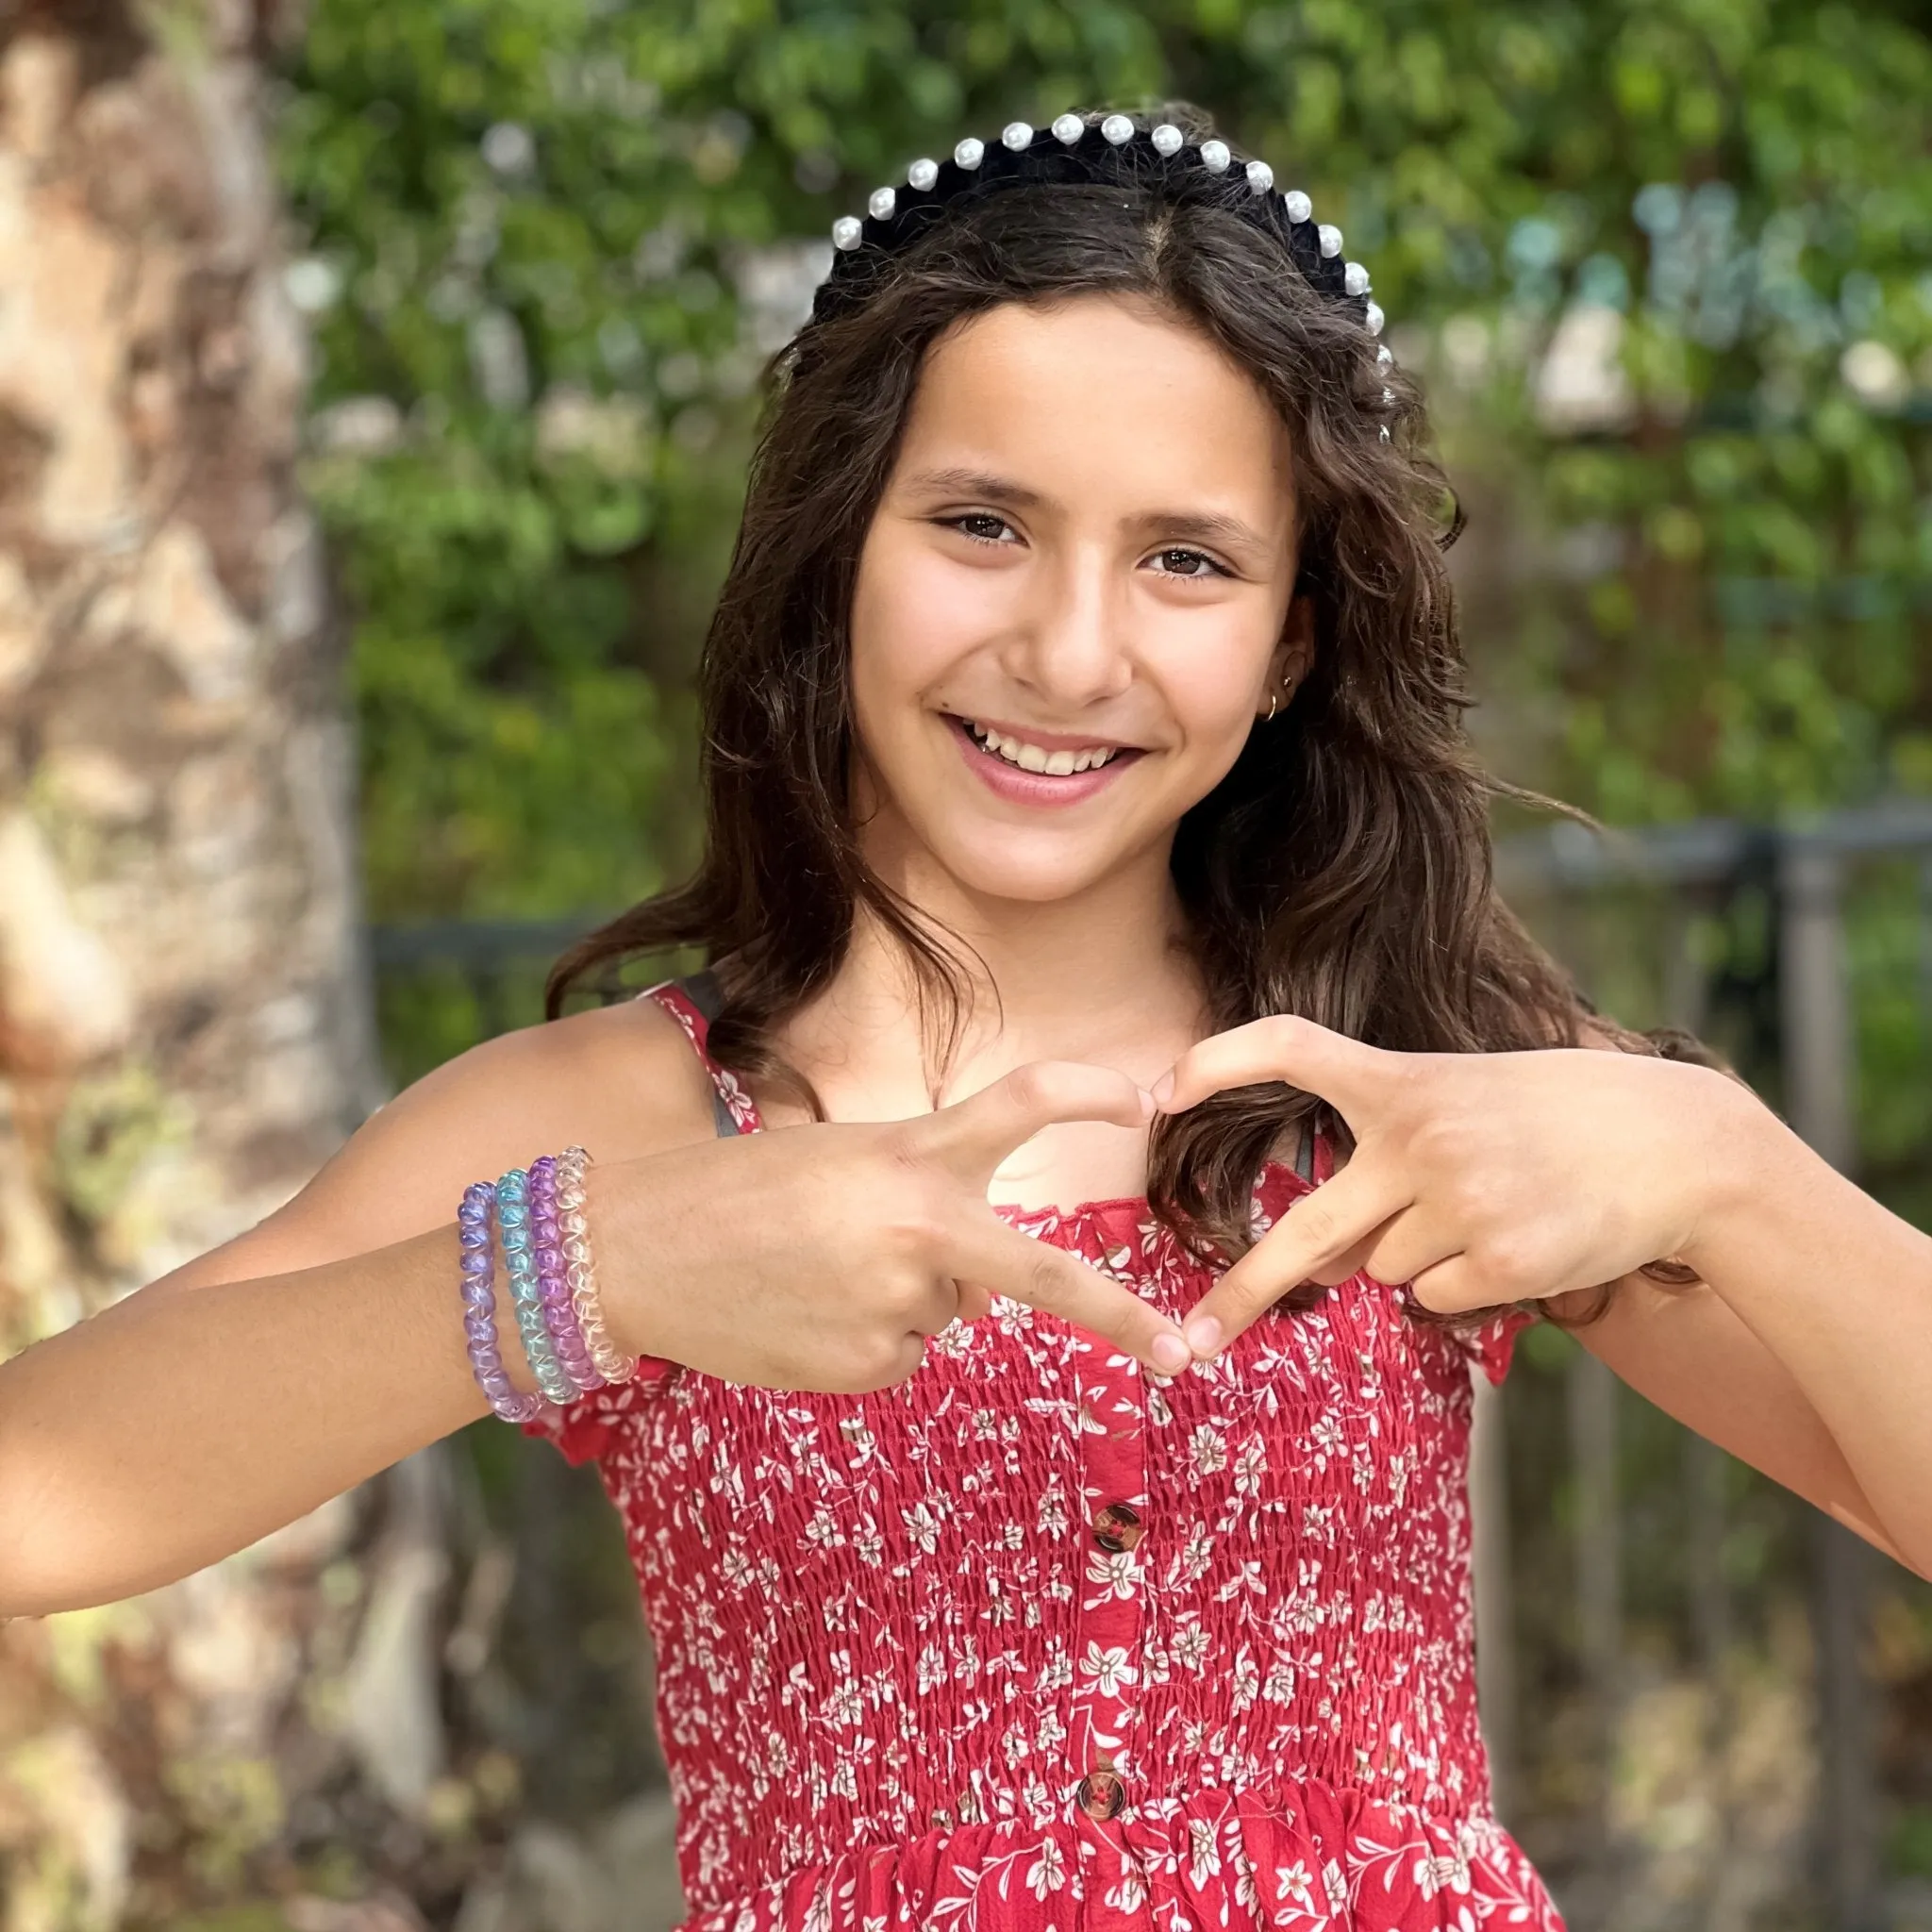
top-left (525, 982), bottom-right (1561, 1930)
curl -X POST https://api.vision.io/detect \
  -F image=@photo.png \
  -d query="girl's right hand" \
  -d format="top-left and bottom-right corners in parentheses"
top-left (591, 1060), bottom-right (1192, 1391)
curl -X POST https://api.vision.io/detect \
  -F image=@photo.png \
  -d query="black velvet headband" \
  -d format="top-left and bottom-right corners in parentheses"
top-left (813, 108), bottom-right (1393, 387)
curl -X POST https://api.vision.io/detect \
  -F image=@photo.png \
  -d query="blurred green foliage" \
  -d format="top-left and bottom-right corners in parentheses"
top-left (278, 0), bottom-right (1932, 931)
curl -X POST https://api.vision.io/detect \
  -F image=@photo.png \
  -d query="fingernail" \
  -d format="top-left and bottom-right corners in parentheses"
top-left (1184, 1315), bottom-right (1223, 1357)
top-left (1151, 1333), bottom-right (1191, 1374)
top-left (1149, 1072), bottom-right (1175, 1109)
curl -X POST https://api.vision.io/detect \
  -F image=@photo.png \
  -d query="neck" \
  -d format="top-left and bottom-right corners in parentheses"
top-left (775, 811), bottom-right (1208, 1110)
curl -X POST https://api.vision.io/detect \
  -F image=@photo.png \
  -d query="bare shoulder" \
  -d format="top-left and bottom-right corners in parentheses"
top-left (149, 994), bottom-right (720, 1293)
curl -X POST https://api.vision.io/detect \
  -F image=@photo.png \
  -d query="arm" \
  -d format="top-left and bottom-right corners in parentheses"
top-left (1560, 1089), bottom-right (1932, 1576)
top-left (1151, 1018), bottom-right (1932, 1579)
top-left (1, 1004), bottom-right (1191, 1618)
top-left (0, 1000), bottom-right (719, 1618)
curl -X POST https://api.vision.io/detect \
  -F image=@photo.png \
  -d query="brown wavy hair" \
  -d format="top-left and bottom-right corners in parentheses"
top-left (548, 104), bottom-right (1700, 1314)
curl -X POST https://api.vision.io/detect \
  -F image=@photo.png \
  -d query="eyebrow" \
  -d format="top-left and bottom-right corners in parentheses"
top-left (900, 465), bottom-right (1279, 558)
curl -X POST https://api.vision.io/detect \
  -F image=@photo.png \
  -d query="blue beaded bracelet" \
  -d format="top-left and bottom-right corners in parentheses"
top-left (495, 1166), bottom-right (578, 1407)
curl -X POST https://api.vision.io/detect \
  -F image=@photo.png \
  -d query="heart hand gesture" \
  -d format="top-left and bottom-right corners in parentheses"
top-left (1152, 1017), bottom-right (1743, 1358)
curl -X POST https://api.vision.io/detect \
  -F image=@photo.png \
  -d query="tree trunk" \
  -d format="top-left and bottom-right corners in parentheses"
top-left (0, 6), bottom-right (424, 1925)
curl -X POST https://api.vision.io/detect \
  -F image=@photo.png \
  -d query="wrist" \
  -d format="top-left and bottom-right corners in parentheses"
top-left (1676, 1067), bottom-right (1811, 1280)
top-left (581, 1157), bottom-right (672, 1366)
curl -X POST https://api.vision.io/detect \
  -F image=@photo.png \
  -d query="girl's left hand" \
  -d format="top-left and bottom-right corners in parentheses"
top-left (1152, 1017), bottom-right (1754, 1357)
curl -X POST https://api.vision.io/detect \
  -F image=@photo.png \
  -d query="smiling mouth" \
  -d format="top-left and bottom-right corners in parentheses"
top-left (956, 717), bottom-right (1137, 776)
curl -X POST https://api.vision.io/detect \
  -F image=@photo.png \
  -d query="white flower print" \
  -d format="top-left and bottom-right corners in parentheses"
top-left (1414, 1843), bottom-right (1474, 1898)
top-left (1190, 1422), bottom-right (1228, 1474)
top-left (1323, 1857), bottom-right (1349, 1909)
top-left (1024, 1838), bottom-right (1067, 1897)
top-left (1188, 1817), bottom-right (1222, 1884)
top-left (1214, 1558), bottom-right (1267, 1602)
top-left (1170, 1620), bottom-right (1212, 1672)
top-left (821, 1679), bottom-right (864, 1727)
top-left (1229, 1648), bottom-right (1261, 1712)
top-left (1078, 1642), bottom-right (1138, 1696)
top-left (1276, 1859), bottom-right (1315, 1908)
top-left (901, 1500), bottom-right (941, 1555)
top-left (1085, 1549), bottom-right (1140, 1600)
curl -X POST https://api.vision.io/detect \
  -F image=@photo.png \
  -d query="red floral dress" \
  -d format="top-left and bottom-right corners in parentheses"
top-left (525, 980), bottom-right (1560, 1932)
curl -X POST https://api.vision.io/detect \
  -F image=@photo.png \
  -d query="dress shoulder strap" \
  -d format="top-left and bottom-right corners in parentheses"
top-left (639, 971), bottom-right (763, 1137)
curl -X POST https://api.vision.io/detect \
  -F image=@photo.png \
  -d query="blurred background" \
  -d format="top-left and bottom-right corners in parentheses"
top-left (0, 1), bottom-right (1928, 1927)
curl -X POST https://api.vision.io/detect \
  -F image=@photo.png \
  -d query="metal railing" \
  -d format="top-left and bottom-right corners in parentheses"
top-left (1488, 801), bottom-right (1932, 1930)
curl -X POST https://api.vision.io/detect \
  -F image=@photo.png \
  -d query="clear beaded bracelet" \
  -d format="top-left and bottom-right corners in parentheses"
top-left (555, 1145), bottom-right (639, 1384)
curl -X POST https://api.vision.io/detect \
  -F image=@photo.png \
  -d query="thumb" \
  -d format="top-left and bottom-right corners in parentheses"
top-left (1152, 1015), bottom-right (1388, 1120)
top-left (922, 1060), bottom-right (1154, 1179)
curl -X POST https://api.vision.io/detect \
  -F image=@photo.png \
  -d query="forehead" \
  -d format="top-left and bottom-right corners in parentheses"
top-left (896, 294), bottom-right (1296, 528)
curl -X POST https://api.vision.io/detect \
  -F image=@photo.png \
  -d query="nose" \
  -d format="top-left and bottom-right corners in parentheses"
top-left (996, 539), bottom-right (1133, 711)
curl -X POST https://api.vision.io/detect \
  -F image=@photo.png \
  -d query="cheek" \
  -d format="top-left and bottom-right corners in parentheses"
top-left (850, 539), bottom-right (999, 718)
top-left (1153, 626), bottom-right (1276, 748)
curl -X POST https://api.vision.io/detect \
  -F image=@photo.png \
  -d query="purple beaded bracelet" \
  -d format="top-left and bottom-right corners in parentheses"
top-left (528, 1154), bottom-right (606, 1392)
top-left (457, 1180), bottom-right (556, 1425)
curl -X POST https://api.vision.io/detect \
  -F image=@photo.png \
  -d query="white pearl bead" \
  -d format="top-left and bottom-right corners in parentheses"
top-left (1052, 112), bottom-right (1084, 145)
top-left (1342, 260), bottom-right (1370, 296)
top-left (1245, 158), bottom-right (1274, 193)
top-left (1101, 113), bottom-right (1135, 145)
top-left (1317, 223), bottom-right (1343, 258)
top-left (955, 136), bottom-right (985, 170)
top-left (1151, 123), bottom-right (1183, 157)
top-left (831, 215), bottom-right (863, 250)
top-left (1200, 139), bottom-right (1230, 173)
top-left (1282, 189), bottom-right (1312, 224)
top-left (1383, 386), bottom-right (1396, 405)
top-left (1364, 300), bottom-right (1386, 336)
top-left (1377, 344), bottom-right (1395, 367)
top-left (868, 185), bottom-right (896, 221)
top-left (1001, 121), bottom-right (1033, 151)
top-left (908, 157), bottom-right (938, 192)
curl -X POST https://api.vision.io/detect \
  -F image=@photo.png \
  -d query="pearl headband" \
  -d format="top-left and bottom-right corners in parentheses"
top-left (819, 109), bottom-right (1395, 388)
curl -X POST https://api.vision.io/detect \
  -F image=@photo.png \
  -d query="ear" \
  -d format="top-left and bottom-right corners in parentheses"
top-left (1262, 594), bottom-right (1316, 709)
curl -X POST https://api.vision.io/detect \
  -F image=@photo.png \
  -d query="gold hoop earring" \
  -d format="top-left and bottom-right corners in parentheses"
top-left (1265, 690), bottom-right (1280, 722)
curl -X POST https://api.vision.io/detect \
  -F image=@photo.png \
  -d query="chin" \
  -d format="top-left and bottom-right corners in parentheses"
top-left (924, 829), bottom-right (1125, 906)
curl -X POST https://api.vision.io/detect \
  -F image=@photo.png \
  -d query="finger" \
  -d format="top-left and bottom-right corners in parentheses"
top-left (1353, 1207), bottom-right (1463, 1293)
top-left (1406, 1254), bottom-right (1495, 1318)
top-left (1181, 1158), bottom-right (1410, 1357)
top-left (1150, 1014), bottom-right (1390, 1119)
top-left (942, 1211), bottom-right (1191, 1375)
top-left (920, 1060), bottom-right (1154, 1178)
top-left (907, 1275), bottom-right (965, 1338)
top-left (951, 1280), bottom-right (995, 1324)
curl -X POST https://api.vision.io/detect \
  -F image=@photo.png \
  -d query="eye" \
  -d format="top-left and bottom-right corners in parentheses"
top-left (1146, 546), bottom-right (1231, 581)
top-left (940, 512), bottom-right (1018, 547)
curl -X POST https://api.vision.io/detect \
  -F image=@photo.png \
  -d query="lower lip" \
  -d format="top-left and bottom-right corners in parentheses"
top-left (943, 715), bottom-right (1143, 808)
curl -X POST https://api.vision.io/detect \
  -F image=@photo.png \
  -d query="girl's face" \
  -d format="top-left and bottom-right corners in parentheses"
top-left (848, 292), bottom-right (1310, 906)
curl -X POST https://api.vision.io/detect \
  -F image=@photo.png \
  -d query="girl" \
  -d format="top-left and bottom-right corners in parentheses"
top-left (3, 105), bottom-right (1929, 1932)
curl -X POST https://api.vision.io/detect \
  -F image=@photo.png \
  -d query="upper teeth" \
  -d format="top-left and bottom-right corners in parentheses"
top-left (965, 721), bottom-right (1120, 775)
